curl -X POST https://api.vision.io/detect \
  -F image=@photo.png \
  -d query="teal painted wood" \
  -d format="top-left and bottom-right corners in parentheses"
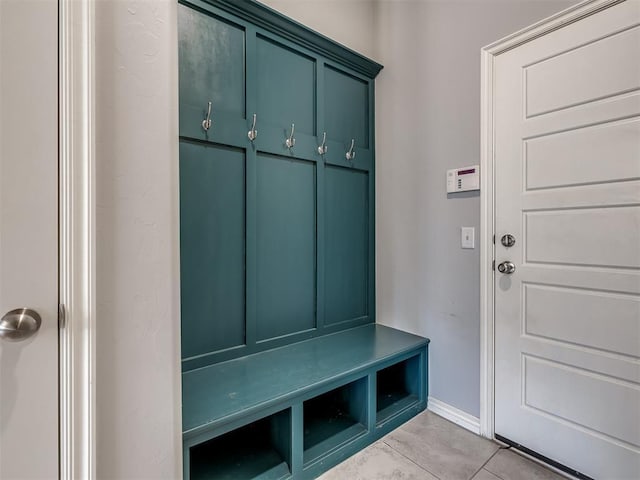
top-left (320, 61), bottom-right (373, 172)
top-left (178, 0), bottom-right (380, 368)
top-left (324, 66), bottom-right (369, 149)
top-left (182, 324), bottom-right (429, 479)
top-left (315, 62), bottom-right (326, 333)
top-left (250, 27), bottom-right (322, 164)
top-left (376, 356), bottom-right (421, 424)
top-left (178, 4), bottom-right (245, 118)
top-left (257, 35), bottom-right (316, 138)
top-left (291, 403), bottom-right (304, 475)
top-left (298, 402), bottom-right (424, 480)
top-left (197, 0), bottom-right (383, 79)
top-left (189, 410), bottom-right (291, 480)
top-left (182, 324), bottom-right (427, 437)
top-left (324, 166), bottom-right (369, 326)
top-left (302, 377), bottom-right (367, 465)
top-left (253, 125), bottom-right (320, 164)
top-left (367, 79), bottom-right (377, 327)
top-left (178, 3), bottom-right (248, 147)
top-left (177, 12), bottom-right (391, 479)
top-left (245, 22), bottom-right (259, 355)
top-left (256, 154), bottom-right (317, 341)
top-left (179, 141), bottom-right (246, 360)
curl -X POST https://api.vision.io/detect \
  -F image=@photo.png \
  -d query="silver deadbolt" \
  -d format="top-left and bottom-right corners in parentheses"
top-left (0, 308), bottom-right (42, 341)
top-left (497, 261), bottom-right (516, 274)
top-left (501, 234), bottom-right (516, 247)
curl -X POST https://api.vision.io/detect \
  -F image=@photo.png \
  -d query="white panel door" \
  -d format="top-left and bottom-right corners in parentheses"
top-left (0, 0), bottom-right (59, 478)
top-left (494, 1), bottom-right (640, 479)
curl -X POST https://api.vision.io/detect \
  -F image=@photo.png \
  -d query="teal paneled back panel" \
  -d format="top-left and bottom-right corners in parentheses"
top-left (257, 36), bottom-right (316, 137)
top-left (324, 166), bottom-right (368, 325)
top-left (324, 66), bottom-right (369, 149)
top-left (178, 0), bottom-right (381, 369)
top-left (180, 141), bottom-right (246, 359)
top-left (256, 154), bottom-right (316, 341)
top-left (178, 4), bottom-right (245, 118)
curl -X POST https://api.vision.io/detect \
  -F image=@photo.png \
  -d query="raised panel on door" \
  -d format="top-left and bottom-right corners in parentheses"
top-left (178, 3), bottom-right (247, 142)
top-left (525, 26), bottom-right (640, 118)
top-left (255, 35), bottom-right (317, 157)
top-left (523, 355), bottom-right (640, 447)
top-left (324, 66), bottom-right (369, 150)
top-left (524, 206), bottom-right (640, 268)
top-left (523, 284), bottom-right (640, 358)
top-left (524, 118), bottom-right (640, 190)
top-left (256, 154), bottom-right (316, 341)
top-left (324, 166), bottom-right (368, 325)
top-left (180, 141), bottom-right (245, 364)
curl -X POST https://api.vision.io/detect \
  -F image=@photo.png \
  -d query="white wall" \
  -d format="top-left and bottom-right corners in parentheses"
top-left (95, 0), bottom-right (182, 477)
top-left (374, 0), bottom-right (575, 417)
top-left (260, 0), bottom-right (379, 60)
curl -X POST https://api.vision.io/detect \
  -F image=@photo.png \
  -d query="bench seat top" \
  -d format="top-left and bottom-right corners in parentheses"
top-left (182, 324), bottom-right (428, 438)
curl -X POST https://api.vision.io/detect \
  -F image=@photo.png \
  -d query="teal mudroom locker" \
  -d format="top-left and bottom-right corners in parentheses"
top-left (178, 1), bottom-right (430, 478)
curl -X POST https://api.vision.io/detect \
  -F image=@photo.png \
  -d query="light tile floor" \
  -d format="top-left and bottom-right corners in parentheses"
top-left (318, 411), bottom-right (567, 480)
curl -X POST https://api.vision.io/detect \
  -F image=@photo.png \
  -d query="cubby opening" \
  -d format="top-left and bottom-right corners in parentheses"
top-left (303, 378), bottom-right (368, 464)
top-left (190, 409), bottom-right (291, 480)
top-left (376, 355), bottom-right (420, 424)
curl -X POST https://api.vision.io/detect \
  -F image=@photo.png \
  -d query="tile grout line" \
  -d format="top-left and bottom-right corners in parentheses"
top-left (381, 438), bottom-right (445, 480)
top-left (381, 414), bottom-right (508, 480)
top-left (468, 446), bottom-right (511, 480)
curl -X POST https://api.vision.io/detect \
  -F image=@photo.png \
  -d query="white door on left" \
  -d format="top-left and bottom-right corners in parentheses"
top-left (0, 1), bottom-right (59, 478)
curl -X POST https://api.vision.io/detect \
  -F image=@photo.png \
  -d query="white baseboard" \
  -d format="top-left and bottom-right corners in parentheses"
top-left (427, 396), bottom-right (480, 435)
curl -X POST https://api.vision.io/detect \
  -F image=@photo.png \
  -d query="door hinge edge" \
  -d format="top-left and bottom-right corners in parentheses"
top-left (59, 303), bottom-right (67, 329)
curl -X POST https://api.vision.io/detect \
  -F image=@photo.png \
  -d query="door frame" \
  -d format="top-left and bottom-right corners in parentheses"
top-left (478, 0), bottom-right (624, 439)
top-left (59, 0), bottom-right (97, 478)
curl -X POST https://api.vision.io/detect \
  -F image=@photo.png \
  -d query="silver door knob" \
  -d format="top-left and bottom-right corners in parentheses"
top-left (0, 308), bottom-right (42, 341)
top-left (497, 261), bottom-right (516, 274)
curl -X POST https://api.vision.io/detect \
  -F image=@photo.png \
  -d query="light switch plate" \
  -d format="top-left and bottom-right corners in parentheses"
top-left (461, 227), bottom-right (475, 249)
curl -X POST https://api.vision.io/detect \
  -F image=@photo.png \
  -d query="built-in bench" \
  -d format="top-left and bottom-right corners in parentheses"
top-left (182, 324), bottom-right (429, 479)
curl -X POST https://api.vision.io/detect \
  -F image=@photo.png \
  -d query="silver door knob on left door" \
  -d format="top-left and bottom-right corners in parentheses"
top-left (497, 261), bottom-right (516, 274)
top-left (0, 308), bottom-right (42, 341)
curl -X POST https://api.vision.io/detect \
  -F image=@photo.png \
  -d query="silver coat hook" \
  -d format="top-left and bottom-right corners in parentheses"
top-left (345, 138), bottom-right (356, 160)
top-left (248, 113), bottom-right (258, 141)
top-left (317, 132), bottom-right (327, 155)
top-left (285, 123), bottom-right (296, 149)
top-left (202, 101), bottom-right (212, 131)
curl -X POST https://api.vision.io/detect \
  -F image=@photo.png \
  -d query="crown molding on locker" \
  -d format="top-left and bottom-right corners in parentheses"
top-left (197, 0), bottom-right (384, 78)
